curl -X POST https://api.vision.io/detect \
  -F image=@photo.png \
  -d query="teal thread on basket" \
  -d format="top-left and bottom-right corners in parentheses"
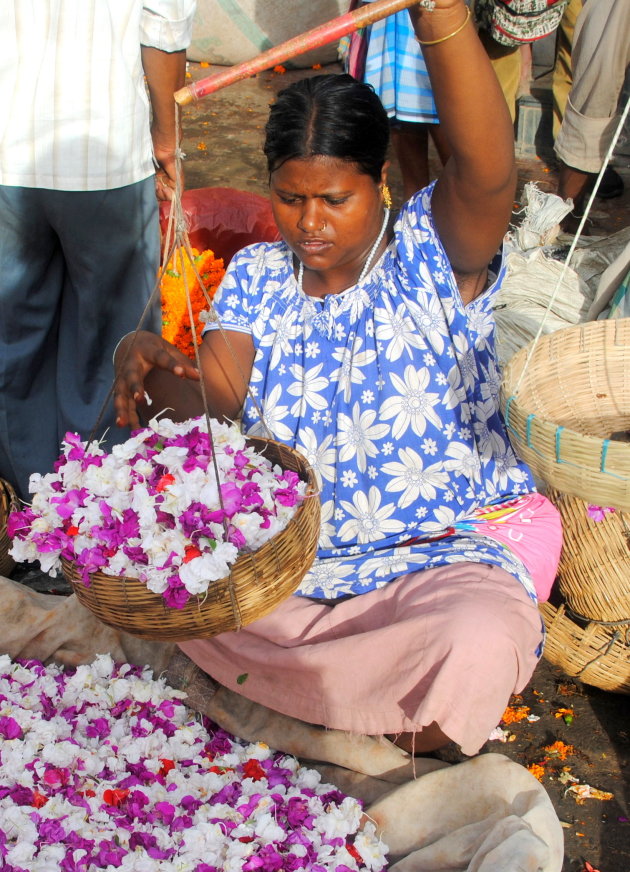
top-left (526, 413), bottom-right (536, 448)
top-left (555, 426), bottom-right (565, 463)
top-left (504, 395), bottom-right (515, 430)
top-left (503, 396), bottom-right (547, 460)
top-left (504, 396), bottom-right (628, 479)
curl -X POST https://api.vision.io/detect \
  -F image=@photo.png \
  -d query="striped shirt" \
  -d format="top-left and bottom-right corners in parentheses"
top-left (0, 1), bottom-right (196, 191)
top-left (362, 1), bottom-right (438, 124)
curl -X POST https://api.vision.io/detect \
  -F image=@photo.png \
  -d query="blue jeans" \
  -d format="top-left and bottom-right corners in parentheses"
top-left (0, 179), bottom-right (161, 499)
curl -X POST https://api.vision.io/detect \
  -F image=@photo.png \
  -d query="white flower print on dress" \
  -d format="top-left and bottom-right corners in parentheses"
top-left (299, 558), bottom-right (356, 596)
top-left (487, 430), bottom-right (530, 492)
top-left (382, 447), bottom-right (450, 507)
top-left (329, 338), bottom-right (377, 403)
top-left (479, 359), bottom-right (503, 402)
top-left (258, 383), bottom-right (294, 442)
top-left (357, 548), bottom-right (420, 580)
top-left (316, 499), bottom-right (337, 549)
top-left (443, 441), bottom-right (482, 485)
top-left (336, 402), bottom-right (389, 472)
top-left (262, 308), bottom-right (303, 369)
top-left (298, 428), bottom-right (336, 486)
top-left (452, 331), bottom-right (480, 390)
top-left (338, 487), bottom-right (406, 544)
top-left (287, 362), bottom-right (330, 417)
top-left (380, 366), bottom-right (441, 440)
top-left (467, 306), bottom-right (495, 351)
top-left (374, 299), bottom-right (428, 361)
top-left (417, 505), bottom-right (459, 534)
top-left (405, 292), bottom-right (448, 356)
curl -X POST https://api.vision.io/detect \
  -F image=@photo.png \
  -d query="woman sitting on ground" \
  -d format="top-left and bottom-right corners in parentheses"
top-left (114, 0), bottom-right (562, 758)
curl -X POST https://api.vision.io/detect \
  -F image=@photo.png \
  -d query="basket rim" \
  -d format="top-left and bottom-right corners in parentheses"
top-left (499, 319), bottom-right (630, 502)
top-left (500, 392), bottom-right (630, 475)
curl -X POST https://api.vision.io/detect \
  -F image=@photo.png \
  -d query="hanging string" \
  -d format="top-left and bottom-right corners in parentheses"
top-left (511, 93), bottom-right (630, 398)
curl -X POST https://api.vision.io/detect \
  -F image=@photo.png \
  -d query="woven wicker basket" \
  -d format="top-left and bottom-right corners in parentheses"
top-left (540, 601), bottom-right (630, 694)
top-left (500, 319), bottom-right (630, 511)
top-left (547, 487), bottom-right (630, 624)
top-left (62, 438), bottom-right (320, 641)
top-left (0, 478), bottom-right (18, 578)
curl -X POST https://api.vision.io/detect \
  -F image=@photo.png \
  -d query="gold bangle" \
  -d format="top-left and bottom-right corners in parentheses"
top-left (416, 7), bottom-right (471, 46)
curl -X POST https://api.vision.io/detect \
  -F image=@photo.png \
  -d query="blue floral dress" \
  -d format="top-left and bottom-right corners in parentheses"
top-left (206, 186), bottom-right (539, 602)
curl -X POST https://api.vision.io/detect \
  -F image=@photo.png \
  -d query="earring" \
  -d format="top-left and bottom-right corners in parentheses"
top-left (381, 184), bottom-right (393, 210)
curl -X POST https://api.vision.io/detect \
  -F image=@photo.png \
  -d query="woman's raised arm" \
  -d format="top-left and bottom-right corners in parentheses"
top-left (409, 0), bottom-right (516, 281)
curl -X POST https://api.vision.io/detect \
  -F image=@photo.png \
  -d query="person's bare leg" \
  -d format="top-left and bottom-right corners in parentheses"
top-left (558, 159), bottom-right (590, 208)
top-left (387, 721), bottom-right (452, 755)
top-left (391, 123), bottom-right (430, 200)
top-left (558, 159), bottom-right (592, 232)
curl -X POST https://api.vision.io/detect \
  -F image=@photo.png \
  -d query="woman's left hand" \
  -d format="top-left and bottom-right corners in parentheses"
top-left (113, 331), bottom-right (201, 429)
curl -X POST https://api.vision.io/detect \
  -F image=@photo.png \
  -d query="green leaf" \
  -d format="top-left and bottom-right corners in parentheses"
top-left (236, 673), bottom-right (249, 685)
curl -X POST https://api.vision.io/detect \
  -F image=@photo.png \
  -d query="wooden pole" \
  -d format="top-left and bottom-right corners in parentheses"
top-left (175, 0), bottom-right (421, 105)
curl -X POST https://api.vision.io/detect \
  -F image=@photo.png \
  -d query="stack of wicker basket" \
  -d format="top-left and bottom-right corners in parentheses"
top-left (541, 488), bottom-right (630, 694)
top-left (0, 478), bottom-right (17, 578)
top-left (500, 319), bottom-right (630, 694)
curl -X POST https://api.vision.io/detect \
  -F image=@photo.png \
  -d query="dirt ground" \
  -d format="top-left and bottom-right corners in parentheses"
top-left (9, 58), bottom-right (630, 872)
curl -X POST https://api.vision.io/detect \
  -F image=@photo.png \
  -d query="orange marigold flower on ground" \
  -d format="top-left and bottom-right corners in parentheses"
top-left (200, 61), bottom-right (210, 67)
top-left (501, 704), bottom-right (530, 725)
top-left (312, 63), bottom-right (322, 70)
top-left (527, 763), bottom-right (545, 782)
top-left (161, 247), bottom-right (225, 359)
top-left (273, 65), bottom-right (286, 74)
top-left (543, 740), bottom-right (575, 760)
top-left (553, 707), bottom-right (574, 719)
top-left (196, 142), bottom-right (207, 151)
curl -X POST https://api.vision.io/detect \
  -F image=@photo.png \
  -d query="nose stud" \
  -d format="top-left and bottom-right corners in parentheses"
top-left (318, 221), bottom-right (326, 231)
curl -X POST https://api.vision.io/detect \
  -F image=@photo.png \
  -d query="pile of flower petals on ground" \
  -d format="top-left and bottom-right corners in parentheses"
top-left (8, 416), bottom-right (307, 609)
top-left (0, 655), bottom-right (388, 872)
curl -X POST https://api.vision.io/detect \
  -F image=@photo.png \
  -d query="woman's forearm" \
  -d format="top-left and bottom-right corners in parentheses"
top-left (408, 1), bottom-right (516, 276)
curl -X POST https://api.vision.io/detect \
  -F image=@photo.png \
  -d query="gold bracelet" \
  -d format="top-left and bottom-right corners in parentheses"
top-left (416, 7), bottom-right (471, 46)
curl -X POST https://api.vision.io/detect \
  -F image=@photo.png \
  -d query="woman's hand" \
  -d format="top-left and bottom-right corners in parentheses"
top-left (113, 331), bottom-right (201, 430)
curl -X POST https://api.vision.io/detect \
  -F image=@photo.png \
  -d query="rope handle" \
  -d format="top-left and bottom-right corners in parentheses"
top-left (511, 93), bottom-right (630, 399)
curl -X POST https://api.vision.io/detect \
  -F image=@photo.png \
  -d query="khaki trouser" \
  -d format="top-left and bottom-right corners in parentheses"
top-left (477, 27), bottom-right (522, 123)
top-left (551, 0), bottom-right (583, 139)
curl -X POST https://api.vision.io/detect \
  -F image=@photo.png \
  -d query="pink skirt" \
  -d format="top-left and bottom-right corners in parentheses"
top-left (180, 562), bottom-right (544, 756)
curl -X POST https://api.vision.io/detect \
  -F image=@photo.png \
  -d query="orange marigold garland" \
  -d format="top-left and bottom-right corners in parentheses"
top-left (161, 247), bottom-right (225, 358)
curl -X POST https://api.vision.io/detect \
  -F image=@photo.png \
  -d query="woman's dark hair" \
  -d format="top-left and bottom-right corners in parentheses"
top-left (263, 74), bottom-right (390, 182)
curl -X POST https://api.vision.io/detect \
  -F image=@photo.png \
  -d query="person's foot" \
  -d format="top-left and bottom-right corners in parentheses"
top-left (596, 166), bottom-right (624, 200)
top-left (164, 649), bottom-right (219, 712)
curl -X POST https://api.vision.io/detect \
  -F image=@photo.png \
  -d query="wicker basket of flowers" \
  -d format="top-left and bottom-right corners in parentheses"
top-left (8, 419), bottom-right (320, 640)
